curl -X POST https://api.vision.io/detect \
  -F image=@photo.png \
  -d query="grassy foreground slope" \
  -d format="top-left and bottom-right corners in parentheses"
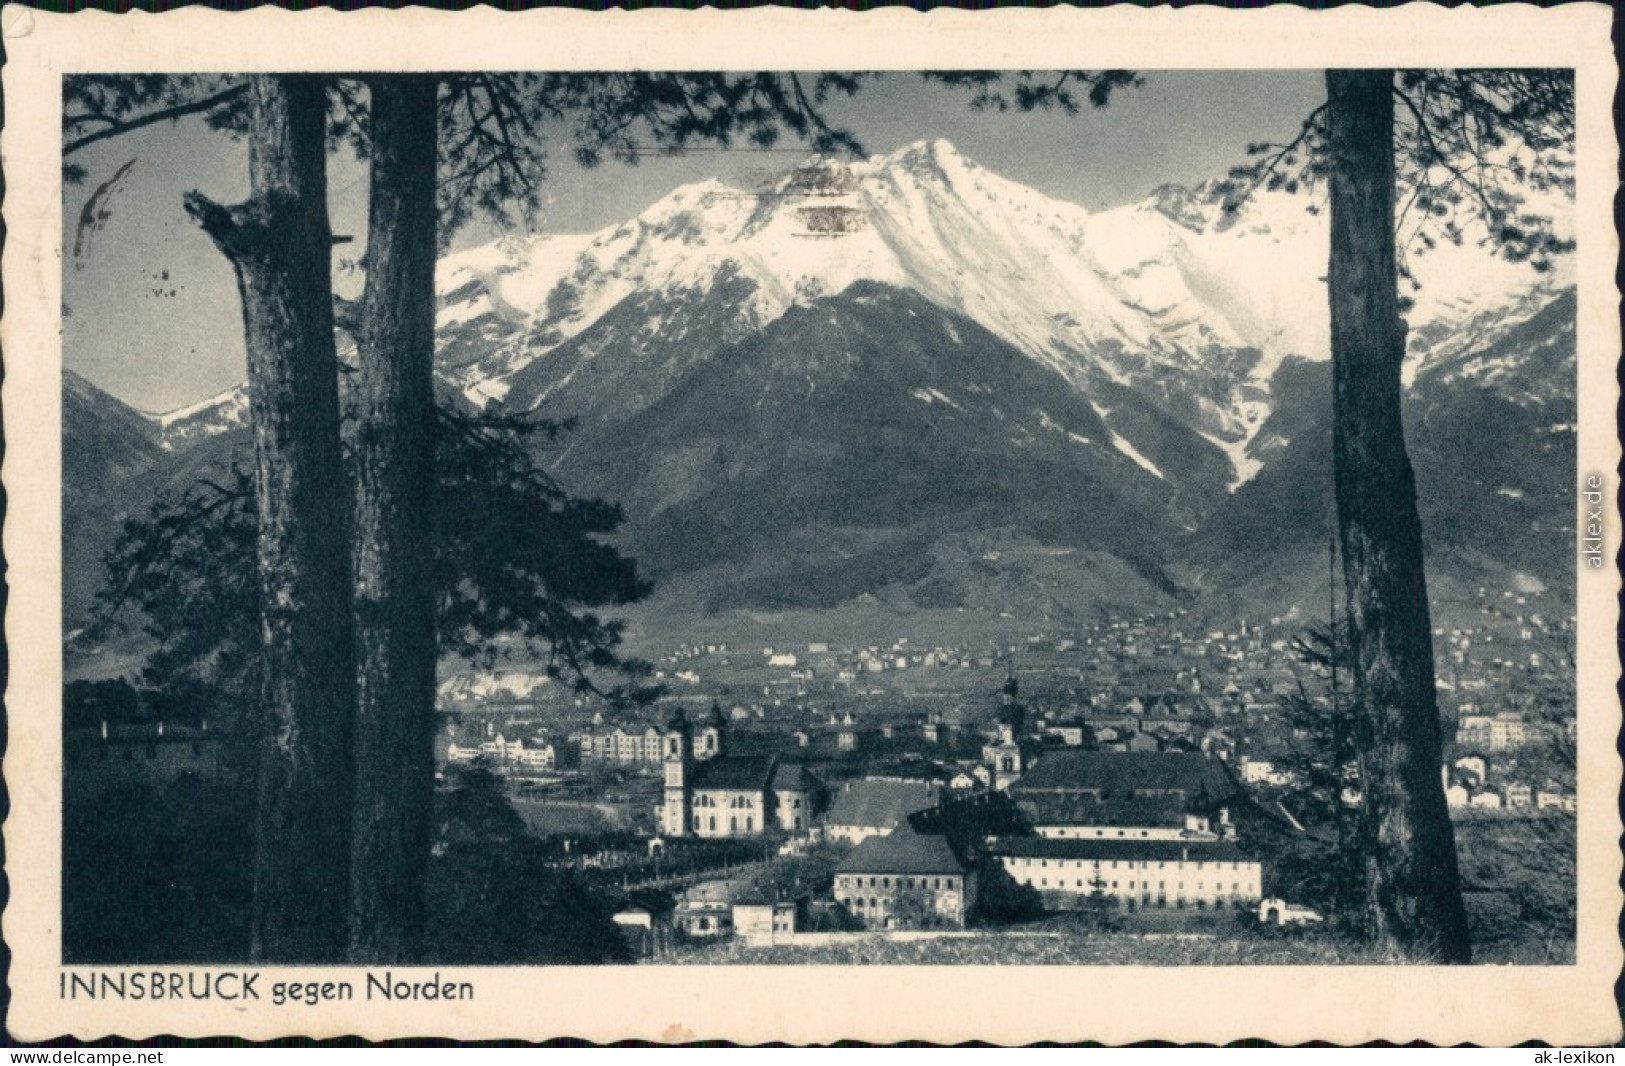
top-left (662, 927), bottom-right (1570, 966)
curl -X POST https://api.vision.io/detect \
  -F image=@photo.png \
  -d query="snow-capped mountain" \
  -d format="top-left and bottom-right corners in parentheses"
top-left (152, 139), bottom-right (1572, 489)
top-left (113, 138), bottom-right (1574, 626)
top-left (430, 138), bottom-right (1570, 488)
top-left (155, 382), bottom-right (250, 452)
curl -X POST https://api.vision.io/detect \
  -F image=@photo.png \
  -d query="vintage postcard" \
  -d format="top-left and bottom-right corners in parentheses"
top-left (4, 3), bottom-right (1620, 1045)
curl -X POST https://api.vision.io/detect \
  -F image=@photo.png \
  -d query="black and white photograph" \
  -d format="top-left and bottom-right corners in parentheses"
top-left (6, 4), bottom-right (1621, 1045)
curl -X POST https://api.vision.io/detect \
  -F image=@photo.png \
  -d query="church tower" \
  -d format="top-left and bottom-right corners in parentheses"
top-left (662, 708), bottom-right (694, 837)
top-left (698, 700), bottom-right (727, 760)
top-left (992, 672), bottom-right (1026, 790)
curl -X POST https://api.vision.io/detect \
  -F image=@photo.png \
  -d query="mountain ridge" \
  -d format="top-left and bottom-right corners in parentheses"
top-left (66, 139), bottom-right (1576, 635)
top-left (426, 138), bottom-right (1569, 487)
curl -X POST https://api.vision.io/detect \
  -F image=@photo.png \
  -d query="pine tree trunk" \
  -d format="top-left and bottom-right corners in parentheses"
top-left (183, 75), bottom-right (355, 962)
top-left (1323, 69), bottom-right (1472, 963)
top-left (349, 75), bottom-right (441, 962)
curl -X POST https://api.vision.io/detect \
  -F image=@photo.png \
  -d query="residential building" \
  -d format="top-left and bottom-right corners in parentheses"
top-left (675, 898), bottom-right (733, 938)
top-left (447, 733), bottom-right (555, 773)
top-left (1452, 754), bottom-right (1489, 788)
top-left (1010, 750), bottom-right (1243, 809)
top-left (64, 720), bottom-right (225, 796)
top-left (985, 749), bottom-right (1264, 915)
top-left (832, 824), bottom-right (977, 929)
top-left (732, 899), bottom-right (802, 945)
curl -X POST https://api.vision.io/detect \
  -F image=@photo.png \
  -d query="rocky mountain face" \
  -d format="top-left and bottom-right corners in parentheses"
top-left (65, 140), bottom-right (1576, 632)
top-left (65, 370), bottom-right (164, 627)
top-left (63, 370), bottom-right (165, 626)
top-left (63, 371), bottom-right (254, 630)
top-left (1178, 294), bottom-right (1577, 626)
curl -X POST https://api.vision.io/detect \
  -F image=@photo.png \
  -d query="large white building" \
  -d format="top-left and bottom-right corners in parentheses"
top-left (994, 749), bottom-right (1262, 912)
top-left (991, 838), bottom-right (1262, 912)
top-left (822, 778), bottom-right (941, 845)
top-left (580, 704), bottom-right (728, 768)
top-left (447, 733), bottom-right (555, 772)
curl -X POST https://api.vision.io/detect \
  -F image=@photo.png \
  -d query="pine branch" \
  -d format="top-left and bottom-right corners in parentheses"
top-left (65, 81), bottom-right (249, 156)
top-left (1220, 102), bottom-right (1328, 213)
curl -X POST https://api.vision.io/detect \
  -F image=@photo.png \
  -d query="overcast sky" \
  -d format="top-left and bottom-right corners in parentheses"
top-left (63, 71), bottom-right (1325, 412)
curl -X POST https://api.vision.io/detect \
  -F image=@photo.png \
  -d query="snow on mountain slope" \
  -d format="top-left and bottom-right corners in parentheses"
top-left (155, 382), bottom-right (249, 452)
top-left (433, 138), bottom-right (1570, 490)
top-left (151, 139), bottom-right (1570, 483)
top-left (435, 141), bottom-right (1258, 415)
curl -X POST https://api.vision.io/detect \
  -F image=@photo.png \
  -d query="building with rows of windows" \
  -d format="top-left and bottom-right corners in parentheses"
top-left (989, 837), bottom-right (1261, 912)
top-left (988, 748), bottom-right (1264, 913)
top-left (832, 823), bottom-right (977, 929)
top-left (581, 704), bottom-right (727, 769)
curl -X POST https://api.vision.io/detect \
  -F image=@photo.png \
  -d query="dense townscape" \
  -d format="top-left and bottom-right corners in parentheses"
top-left (67, 582), bottom-right (1576, 962)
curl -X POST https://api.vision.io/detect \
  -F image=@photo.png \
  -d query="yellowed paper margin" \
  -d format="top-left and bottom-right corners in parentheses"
top-left (4, 3), bottom-right (1619, 1045)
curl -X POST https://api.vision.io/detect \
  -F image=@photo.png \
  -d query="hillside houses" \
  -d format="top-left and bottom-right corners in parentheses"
top-left (985, 749), bottom-right (1262, 913)
top-left (1236, 756), bottom-right (1297, 788)
top-left (410, 599), bottom-right (1571, 951)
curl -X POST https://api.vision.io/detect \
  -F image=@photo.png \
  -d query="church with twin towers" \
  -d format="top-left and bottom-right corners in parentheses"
top-left (659, 705), bottom-right (821, 840)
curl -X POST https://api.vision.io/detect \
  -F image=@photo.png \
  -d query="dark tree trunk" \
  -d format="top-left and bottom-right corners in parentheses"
top-left (349, 75), bottom-right (442, 963)
top-left (1323, 69), bottom-right (1472, 963)
top-left (183, 75), bottom-right (355, 962)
